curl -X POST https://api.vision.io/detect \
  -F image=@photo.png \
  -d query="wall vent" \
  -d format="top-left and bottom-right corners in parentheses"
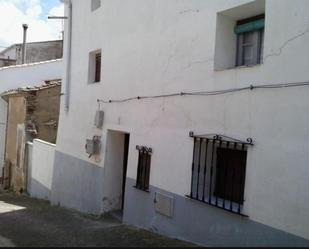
top-left (154, 192), bottom-right (174, 218)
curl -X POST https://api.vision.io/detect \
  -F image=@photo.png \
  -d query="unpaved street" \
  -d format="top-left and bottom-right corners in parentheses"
top-left (0, 192), bottom-right (194, 247)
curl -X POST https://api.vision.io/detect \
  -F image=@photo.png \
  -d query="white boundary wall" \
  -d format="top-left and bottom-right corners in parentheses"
top-left (28, 139), bottom-right (56, 201)
top-left (0, 59), bottom-right (63, 92)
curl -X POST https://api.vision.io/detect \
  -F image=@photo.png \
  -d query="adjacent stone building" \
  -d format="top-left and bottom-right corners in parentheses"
top-left (0, 80), bottom-right (61, 193)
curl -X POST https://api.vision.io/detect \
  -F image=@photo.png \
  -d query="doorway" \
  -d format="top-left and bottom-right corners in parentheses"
top-left (121, 134), bottom-right (130, 211)
top-left (103, 130), bottom-right (130, 220)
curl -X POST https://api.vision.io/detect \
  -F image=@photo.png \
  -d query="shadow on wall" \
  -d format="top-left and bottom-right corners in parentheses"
top-left (26, 139), bottom-right (55, 201)
top-left (29, 179), bottom-right (51, 201)
top-left (26, 137), bottom-right (107, 215)
top-left (49, 150), bottom-right (105, 215)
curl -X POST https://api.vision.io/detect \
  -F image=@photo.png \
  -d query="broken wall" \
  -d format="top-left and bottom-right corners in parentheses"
top-left (4, 96), bottom-right (27, 192)
top-left (26, 85), bottom-right (61, 144)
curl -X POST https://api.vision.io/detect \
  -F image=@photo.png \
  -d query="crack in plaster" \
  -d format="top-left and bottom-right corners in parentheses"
top-left (162, 54), bottom-right (175, 80)
top-left (181, 58), bottom-right (214, 71)
top-left (264, 28), bottom-right (309, 61)
top-left (179, 9), bottom-right (200, 15)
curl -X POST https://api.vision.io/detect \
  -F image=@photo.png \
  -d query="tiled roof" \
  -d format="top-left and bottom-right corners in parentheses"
top-left (1, 79), bottom-right (61, 97)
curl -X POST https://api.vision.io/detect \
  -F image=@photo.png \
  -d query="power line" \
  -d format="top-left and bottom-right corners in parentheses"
top-left (97, 80), bottom-right (309, 104)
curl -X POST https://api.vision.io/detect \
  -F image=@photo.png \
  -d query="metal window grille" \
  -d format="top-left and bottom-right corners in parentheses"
top-left (188, 132), bottom-right (253, 216)
top-left (135, 145), bottom-right (152, 192)
top-left (95, 53), bottom-right (101, 83)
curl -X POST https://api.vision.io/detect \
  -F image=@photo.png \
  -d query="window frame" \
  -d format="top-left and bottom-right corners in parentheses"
top-left (88, 49), bottom-right (102, 84)
top-left (94, 52), bottom-right (101, 83)
top-left (235, 14), bottom-right (265, 67)
top-left (236, 29), bottom-right (264, 67)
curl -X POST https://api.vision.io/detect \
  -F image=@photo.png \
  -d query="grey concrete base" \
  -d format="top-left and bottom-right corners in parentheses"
top-left (50, 151), bottom-right (104, 214)
top-left (30, 179), bottom-right (51, 201)
top-left (123, 177), bottom-right (309, 247)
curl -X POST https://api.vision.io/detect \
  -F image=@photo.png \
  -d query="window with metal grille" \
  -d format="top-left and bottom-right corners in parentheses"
top-left (235, 14), bottom-right (265, 66)
top-left (135, 145), bottom-right (152, 192)
top-left (188, 132), bottom-right (253, 216)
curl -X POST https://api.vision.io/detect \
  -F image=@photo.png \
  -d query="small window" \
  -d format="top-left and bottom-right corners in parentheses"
top-left (91, 0), bottom-right (101, 11)
top-left (135, 146), bottom-right (152, 192)
top-left (88, 50), bottom-right (101, 84)
top-left (235, 15), bottom-right (265, 66)
top-left (95, 53), bottom-right (101, 83)
top-left (214, 0), bottom-right (265, 71)
top-left (188, 134), bottom-right (252, 215)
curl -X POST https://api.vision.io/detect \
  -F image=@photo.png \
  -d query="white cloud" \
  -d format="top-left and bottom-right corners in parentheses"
top-left (0, 0), bottom-right (64, 49)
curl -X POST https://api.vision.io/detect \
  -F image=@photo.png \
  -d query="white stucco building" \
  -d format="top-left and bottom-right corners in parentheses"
top-left (50, 0), bottom-right (309, 246)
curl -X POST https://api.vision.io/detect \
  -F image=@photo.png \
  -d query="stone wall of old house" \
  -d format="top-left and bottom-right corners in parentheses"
top-left (1, 83), bottom-right (61, 192)
top-left (26, 85), bottom-right (61, 144)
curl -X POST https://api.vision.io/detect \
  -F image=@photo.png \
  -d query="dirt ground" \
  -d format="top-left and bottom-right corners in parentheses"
top-left (0, 192), bottom-right (195, 247)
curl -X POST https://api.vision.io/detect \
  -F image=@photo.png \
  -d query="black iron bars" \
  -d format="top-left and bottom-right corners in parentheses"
top-left (135, 145), bottom-right (152, 192)
top-left (188, 132), bottom-right (253, 216)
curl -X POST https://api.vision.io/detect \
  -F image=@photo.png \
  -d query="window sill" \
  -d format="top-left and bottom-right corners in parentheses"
top-left (214, 63), bottom-right (263, 72)
top-left (133, 186), bottom-right (150, 193)
top-left (88, 81), bottom-right (101, 85)
top-left (185, 195), bottom-right (249, 217)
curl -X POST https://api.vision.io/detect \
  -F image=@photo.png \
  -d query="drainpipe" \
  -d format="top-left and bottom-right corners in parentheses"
top-left (65, 0), bottom-right (72, 112)
top-left (48, 0), bottom-right (71, 111)
top-left (21, 24), bottom-right (28, 64)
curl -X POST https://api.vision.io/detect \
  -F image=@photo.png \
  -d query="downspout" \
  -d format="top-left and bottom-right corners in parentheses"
top-left (65, 0), bottom-right (72, 112)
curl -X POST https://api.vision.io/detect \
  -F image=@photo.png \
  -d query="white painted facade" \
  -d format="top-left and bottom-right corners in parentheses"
top-left (56, 0), bottom-right (309, 243)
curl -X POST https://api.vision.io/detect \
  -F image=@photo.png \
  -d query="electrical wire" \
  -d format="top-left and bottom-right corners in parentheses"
top-left (97, 80), bottom-right (309, 104)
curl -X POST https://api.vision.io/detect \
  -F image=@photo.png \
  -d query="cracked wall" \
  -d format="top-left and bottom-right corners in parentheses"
top-left (55, 0), bottom-right (309, 241)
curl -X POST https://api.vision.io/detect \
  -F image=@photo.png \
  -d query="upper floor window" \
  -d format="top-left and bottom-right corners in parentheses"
top-left (235, 15), bottom-right (265, 66)
top-left (88, 50), bottom-right (101, 84)
top-left (91, 0), bottom-right (101, 12)
top-left (214, 0), bottom-right (265, 71)
top-left (95, 53), bottom-right (101, 83)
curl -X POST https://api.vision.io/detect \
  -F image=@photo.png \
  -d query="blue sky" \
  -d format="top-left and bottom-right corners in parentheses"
top-left (39, 0), bottom-right (61, 18)
top-left (9, 0), bottom-right (62, 19)
top-left (0, 0), bottom-right (64, 50)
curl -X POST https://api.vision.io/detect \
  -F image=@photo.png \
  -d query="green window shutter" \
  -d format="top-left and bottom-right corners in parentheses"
top-left (234, 19), bottom-right (265, 34)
